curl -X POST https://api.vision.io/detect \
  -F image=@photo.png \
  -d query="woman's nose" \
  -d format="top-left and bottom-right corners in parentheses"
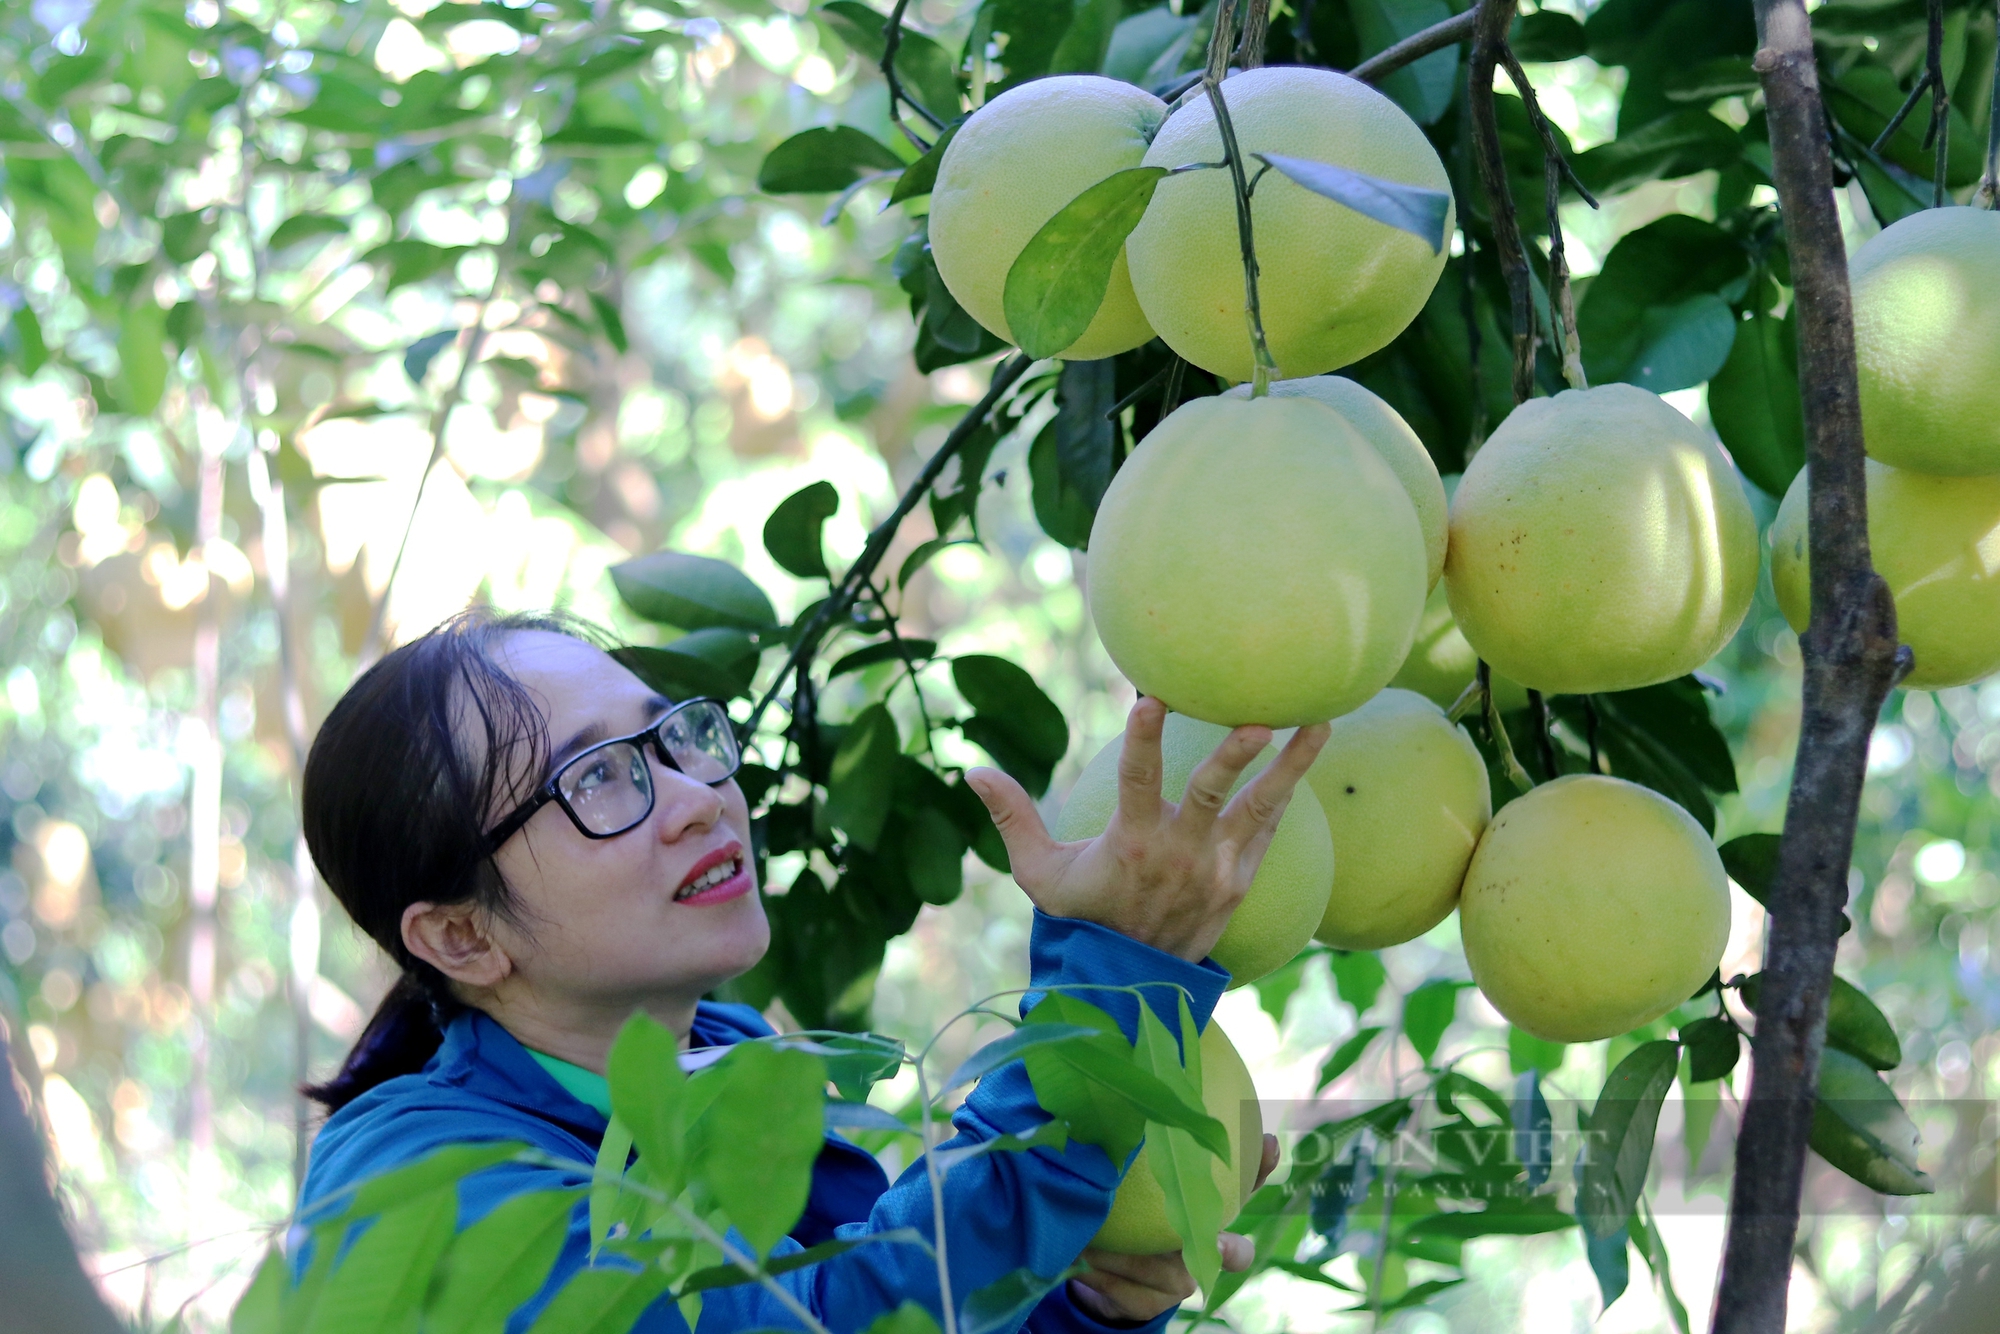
top-left (650, 762), bottom-right (725, 841)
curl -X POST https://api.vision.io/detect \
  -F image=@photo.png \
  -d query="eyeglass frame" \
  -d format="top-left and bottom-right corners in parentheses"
top-left (481, 697), bottom-right (743, 855)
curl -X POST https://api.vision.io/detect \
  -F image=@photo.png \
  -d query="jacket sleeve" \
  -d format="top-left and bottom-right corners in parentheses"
top-left (689, 909), bottom-right (1231, 1334)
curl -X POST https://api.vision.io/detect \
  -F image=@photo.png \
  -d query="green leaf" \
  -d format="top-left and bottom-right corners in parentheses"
top-left (679, 1229), bottom-right (934, 1292)
top-left (664, 627), bottom-right (761, 695)
top-left (1329, 951), bottom-right (1388, 1015)
top-left (1738, 973), bottom-right (1901, 1071)
top-left (5, 304), bottom-right (47, 374)
top-left (828, 639), bottom-right (937, 679)
top-left (333, 1142), bottom-right (530, 1222)
top-left (1717, 832), bottom-right (1779, 901)
top-left (1809, 1048), bottom-right (1933, 1195)
top-left (1134, 996), bottom-right (1225, 1291)
top-left (763, 480), bottom-right (840, 579)
top-left (1019, 994), bottom-right (1149, 1162)
top-left (404, 328), bottom-right (460, 385)
top-left (1548, 677), bottom-right (1735, 833)
top-left (1577, 212), bottom-right (1750, 392)
top-left (826, 703), bottom-right (902, 850)
top-left (1401, 1194), bottom-right (1575, 1239)
top-left (362, 240), bottom-right (470, 292)
top-left (961, 1267), bottom-right (1079, 1334)
top-left (612, 644), bottom-right (750, 703)
top-left (1351, 0), bottom-right (1461, 126)
top-left (1708, 304), bottom-right (1804, 500)
top-left (1572, 110), bottom-right (1744, 197)
top-left (1581, 1223), bottom-right (1631, 1313)
top-left (1630, 1199), bottom-right (1692, 1334)
top-left (942, 1023), bottom-right (1103, 1095)
top-left (161, 211), bottom-right (217, 264)
top-left (1826, 62), bottom-right (1985, 188)
top-left (1102, 6), bottom-right (1198, 86)
top-left (1002, 165), bottom-right (1167, 360)
top-left (117, 302), bottom-right (168, 417)
top-left (1255, 153), bottom-right (1452, 255)
top-left (1316, 1027), bottom-right (1383, 1090)
top-left (1253, 950), bottom-right (1316, 1028)
top-left (1678, 1016), bottom-right (1740, 1083)
top-left (888, 120), bottom-right (960, 203)
top-left (687, 1042), bottom-right (827, 1256)
top-left (611, 552), bottom-right (778, 630)
top-left (861, 1300), bottom-right (944, 1334)
top-left (426, 1189), bottom-right (583, 1334)
top-left (34, 53), bottom-right (110, 106)
top-left (1509, 10), bottom-right (1588, 62)
top-left (1663, 56), bottom-right (1760, 104)
top-left (587, 291), bottom-right (628, 354)
top-left (522, 1266), bottom-right (674, 1334)
top-left (606, 1012), bottom-right (689, 1197)
top-left (820, 2), bottom-right (963, 123)
top-left (542, 123), bottom-right (653, 148)
top-left (1508, 1025), bottom-right (1568, 1076)
top-left (589, 1115), bottom-right (636, 1258)
top-left (1575, 1040), bottom-right (1678, 1241)
top-left (953, 654), bottom-right (1068, 797)
top-left (304, 1187), bottom-right (460, 1334)
top-left (1513, 1068), bottom-right (1554, 1188)
top-left (229, 1247), bottom-right (286, 1334)
top-left (1048, 0), bottom-right (1122, 74)
top-left (1029, 417), bottom-right (1097, 553)
top-left (758, 125), bottom-right (904, 195)
top-left (901, 805), bottom-right (968, 905)
top-left (1053, 358), bottom-right (1118, 511)
top-left (1402, 980), bottom-right (1468, 1065)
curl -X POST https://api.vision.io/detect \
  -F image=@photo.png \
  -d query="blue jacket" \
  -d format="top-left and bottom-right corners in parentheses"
top-left (299, 911), bottom-right (1231, 1334)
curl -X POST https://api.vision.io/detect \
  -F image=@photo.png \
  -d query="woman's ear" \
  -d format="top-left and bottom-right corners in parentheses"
top-left (402, 901), bottom-right (514, 991)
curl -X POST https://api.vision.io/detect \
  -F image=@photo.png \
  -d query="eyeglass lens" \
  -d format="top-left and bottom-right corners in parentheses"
top-left (554, 702), bottom-right (738, 836)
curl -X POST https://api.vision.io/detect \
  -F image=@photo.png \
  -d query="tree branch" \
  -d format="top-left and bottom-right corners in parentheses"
top-left (880, 0), bottom-right (942, 149)
top-left (1500, 43), bottom-right (1594, 390)
top-left (1467, 0), bottom-right (1537, 404)
top-left (1711, 1), bottom-right (1909, 1328)
top-left (1923, 0), bottom-right (1950, 206)
top-left (741, 352), bottom-right (1034, 739)
top-left (1348, 9), bottom-right (1479, 85)
top-left (1980, 0), bottom-right (2000, 207)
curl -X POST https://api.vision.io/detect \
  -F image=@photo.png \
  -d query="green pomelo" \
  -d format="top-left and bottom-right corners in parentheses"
top-left (929, 75), bottom-right (1163, 361)
top-left (1460, 775), bottom-right (1730, 1044)
top-left (1125, 66), bottom-right (1452, 382)
top-left (1851, 207), bottom-right (2000, 476)
top-left (1444, 383), bottom-right (1759, 696)
top-left (1390, 582), bottom-right (1530, 712)
top-left (1086, 395), bottom-right (1428, 727)
top-left (1225, 376), bottom-right (1447, 590)
top-left (1055, 713), bottom-right (1335, 986)
top-left (1770, 462), bottom-right (2000, 689)
top-left (1306, 689), bottom-right (1491, 951)
top-left (1092, 1019), bottom-right (1260, 1254)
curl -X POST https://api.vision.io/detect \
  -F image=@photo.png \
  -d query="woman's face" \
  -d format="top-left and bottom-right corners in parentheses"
top-left (482, 631), bottom-right (768, 1011)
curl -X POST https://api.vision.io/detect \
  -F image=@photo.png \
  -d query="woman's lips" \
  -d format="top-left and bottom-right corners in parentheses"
top-left (674, 846), bottom-right (750, 905)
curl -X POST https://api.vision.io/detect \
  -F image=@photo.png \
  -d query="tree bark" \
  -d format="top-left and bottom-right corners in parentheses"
top-left (0, 1038), bottom-right (124, 1334)
top-left (1712, 1), bottom-right (1906, 1329)
top-left (1466, 0), bottom-right (1537, 403)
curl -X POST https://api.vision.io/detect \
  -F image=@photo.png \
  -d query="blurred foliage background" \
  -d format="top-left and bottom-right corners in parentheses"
top-left (1, 0), bottom-right (1997, 1328)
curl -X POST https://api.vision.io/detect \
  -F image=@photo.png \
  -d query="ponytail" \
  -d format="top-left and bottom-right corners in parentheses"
top-left (300, 609), bottom-right (587, 1118)
top-left (303, 973), bottom-right (461, 1113)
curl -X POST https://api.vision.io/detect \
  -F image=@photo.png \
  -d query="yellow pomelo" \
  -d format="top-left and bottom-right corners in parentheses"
top-left (1125, 66), bottom-right (1452, 382)
top-left (1306, 689), bottom-right (1491, 950)
top-left (1390, 582), bottom-right (1530, 713)
top-left (1444, 384), bottom-right (1759, 696)
top-left (1769, 462), bottom-right (2000, 689)
top-left (1087, 395), bottom-right (1428, 727)
top-left (1460, 775), bottom-right (1730, 1043)
top-left (929, 75), bottom-right (1163, 361)
top-left (1092, 1019), bottom-right (1260, 1254)
top-left (1055, 713), bottom-right (1334, 986)
top-left (1225, 376), bottom-right (1447, 590)
top-left (1851, 207), bottom-right (2000, 475)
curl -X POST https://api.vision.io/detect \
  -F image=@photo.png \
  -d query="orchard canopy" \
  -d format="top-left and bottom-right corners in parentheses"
top-left (3, 0), bottom-right (2000, 1329)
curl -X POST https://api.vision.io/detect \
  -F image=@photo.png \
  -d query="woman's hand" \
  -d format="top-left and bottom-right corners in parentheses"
top-left (1066, 1133), bottom-right (1282, 1324)
top-left (967, 698), bottom-right (1330, 963)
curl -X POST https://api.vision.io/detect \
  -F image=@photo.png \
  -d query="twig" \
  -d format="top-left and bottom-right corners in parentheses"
top-left (1205, 0), bottom-right (1239, 85)
top-left (1524, 689), bottom-right (1559, 778)
top-left (1500, 43), bottom-right (1593, 389)
top-left (741, 353), bottom-right (1034, 739)
top-left (1203, 76), bottom-right (1280, 393)
top-left (1234, 0), bottom-right (1272, 70)
top-left (1479, 661), bottom-right (1533, 793)
top-left (1348, 9), bottom-right (1480, 85)
top-left (1712, 0), bottom-right (1910, 1328)
top-left (1924, 0), bottom-right (1950, 207)
top-left (1467, 0), bottom-right (1538, 404)
top-left (865, 577), bottom-right (938, 754)
top-left (912, 1058), bottom-right (959, 1334)
top-left (880, 0), bottom-right (942, 149)
top-left (666, 1199), bottom-right (838, 1334)
top-left (1583, 695), bottom-right (1601, 773)
top-left (1103, 363), bottom-right (1173, 420)
top-left (1869, 69), bottom-right (1935, 155)
top-left (1984, 0), bottom-right (2000, 207)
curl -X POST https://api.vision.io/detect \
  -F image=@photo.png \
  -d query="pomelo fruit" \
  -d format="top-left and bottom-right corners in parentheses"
top-left (1444, 384), bottom-right (1759, 696)
top-left (1225, 376), bottom-right (1447, 590)
top-left (1086, 394), bottom-right (1428, 727)
top-left (1391, 582), bottom-right (1530, 713)
top-left (1850, 207), bottom-right (2000, 476)
top-left (1306, 689), bottom-right (1491, 950)
top-left (1055, 712), bottom-right (1334, 986)
top-left (929, 75), bottom-right (1163, 361)
top-left (1459, 775), bottom-right (1730, 1044)
top-left (1092, 1018), bottom-right (1260, 1254)
top-left (1125, 66), bottom-right (1452, 382)
top-left (1769, 462), bottom-right (2000, 689)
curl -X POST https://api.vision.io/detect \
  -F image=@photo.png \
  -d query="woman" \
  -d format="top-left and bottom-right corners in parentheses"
top-left (298, 608), bottom-right (1327, 1332)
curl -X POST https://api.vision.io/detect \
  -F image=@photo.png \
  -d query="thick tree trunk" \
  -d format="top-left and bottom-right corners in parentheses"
top-left (1712, 1), bottom-right (1907, 1329)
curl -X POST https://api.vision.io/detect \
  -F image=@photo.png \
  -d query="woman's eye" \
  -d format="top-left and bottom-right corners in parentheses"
top-left (574, 758), bottom-right (614, 791)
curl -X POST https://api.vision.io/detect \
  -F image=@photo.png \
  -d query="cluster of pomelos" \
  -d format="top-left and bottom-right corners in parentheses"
top-left (927, 65), bottom-right (2000, 1251)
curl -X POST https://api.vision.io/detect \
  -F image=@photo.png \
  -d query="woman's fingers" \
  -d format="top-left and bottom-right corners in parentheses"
top-left (965, 767), bottom-right (1061, 892)
top-left (1174, 723), bottom-right (1274, 841)
top-left (1254, 1132), bottom-right (1280, 1190)
top-left (1216, 721), bottom-right (1329, 851)
top-left (1113, 697), bottom-right (1171, 836)
top-left (1220, 1231), bottom-right (1255, 1272)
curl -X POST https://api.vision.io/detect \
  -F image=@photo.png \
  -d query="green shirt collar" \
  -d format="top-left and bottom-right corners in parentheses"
top-left (526, 1049), bottom-right (612, 1118)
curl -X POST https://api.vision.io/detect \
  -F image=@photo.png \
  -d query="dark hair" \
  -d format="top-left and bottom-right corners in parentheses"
top-left (302, 607), bottom-right (588, 1112)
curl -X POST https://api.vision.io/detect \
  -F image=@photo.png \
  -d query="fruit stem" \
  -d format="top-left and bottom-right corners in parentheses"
top-left (1467, 0), bottom-right (1539, 404)
top-left (1524, 688), bottom-right (1559, 778)
top-left (1479, 661), bottom-right (1534, 792)
top-left (1923, 0), bottom-right (1950, 208)
top-left (1499, 44), bottom-right (1594, 391)
top-left (1202, 76), bottom-right (1280, 395)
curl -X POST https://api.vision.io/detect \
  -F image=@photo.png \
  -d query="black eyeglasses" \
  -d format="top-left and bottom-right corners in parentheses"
top-left (483, 698), bottom-right (742, 854)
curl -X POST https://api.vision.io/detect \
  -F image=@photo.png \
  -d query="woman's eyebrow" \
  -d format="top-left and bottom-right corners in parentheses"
top-left (552, 695), bottom-right (673, 770)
